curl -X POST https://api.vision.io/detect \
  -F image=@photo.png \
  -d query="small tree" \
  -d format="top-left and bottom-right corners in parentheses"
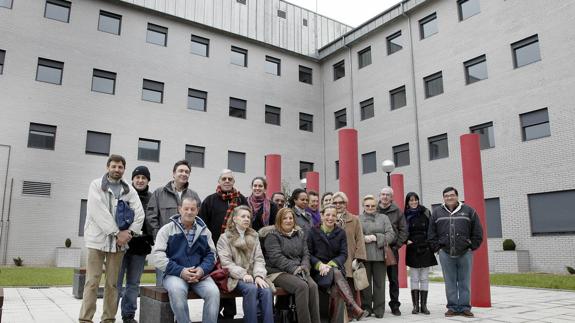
top-left (502, 239), bottom-right (516, 251)
top-left (65, 238), bottom-right (72, 248)
top-left (13, 256), bottom-right (23, 266)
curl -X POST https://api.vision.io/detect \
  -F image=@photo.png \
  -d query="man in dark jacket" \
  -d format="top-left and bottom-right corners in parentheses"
top-left (377, 186), bottom-right (408, 316)
top-left (428, 187), bottom-right (483, 318)
top-left (117, 166), bottom-right (154, 323)
top-left (198, 169), bottom-right (248, 319)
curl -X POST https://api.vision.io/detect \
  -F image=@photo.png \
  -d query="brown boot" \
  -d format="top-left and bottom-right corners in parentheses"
top-left (333, 270), bottom-right (367, 320)
top-left (329, 286), bottom-right (342, 323)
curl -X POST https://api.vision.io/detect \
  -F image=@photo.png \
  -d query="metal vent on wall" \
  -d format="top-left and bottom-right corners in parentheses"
top-left (22, 181), bottom-right (51, 197)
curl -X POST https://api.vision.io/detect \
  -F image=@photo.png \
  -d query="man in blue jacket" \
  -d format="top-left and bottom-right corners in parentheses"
top-left (151, 197), bottom-right (219, 323)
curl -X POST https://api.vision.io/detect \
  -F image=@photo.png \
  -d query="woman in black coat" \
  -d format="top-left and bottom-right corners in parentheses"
top-left (307, 204), bottom-right (367, 322)
top-left (404, 192), bottom-right (438, 315)
top-left (247, 177), bottom-right (278, 231)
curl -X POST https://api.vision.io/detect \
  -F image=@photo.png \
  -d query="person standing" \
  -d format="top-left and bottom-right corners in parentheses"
top-left (306, 190), bottom-right (321, 226)
top-left (289, 188), bottom-right (313, 234)
top-left (428, 187), bottom-right (483, 318)
top-left (247, 177), bottom-right (278, 231)
top-left (79, 155), bottom-right (144, 323)
top-left (404, 192), bottom-right (437, 315)
top-left (377, 186), bottom-right (407, 316)
top-left (271, 192), bottom-right (286, 209)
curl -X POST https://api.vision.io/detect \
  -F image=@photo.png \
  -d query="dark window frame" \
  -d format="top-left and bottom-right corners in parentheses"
top-left (334, 108), bottom-right (347, 129)
top-left (361, 151), bottom-right (377, 174)
top-left (231, 46), bottom-right (248, 67)
top-left (470, 121), bottom-right (495, 149)
top-left (229, 97), bottom-right (247, 119)
top-left (146, 23), bottom-right (168, 46)
top-left (358, 46), bottom-right (372, 69)
top-left (265, 56), bottom-right (281, 76)
top-left (335, 160), bottom-right (339, 180)
top-left (393, 143), bottom-right (410, 167)
top-left (457, 0), bottom-right (480, 21)
top-left (424, 71), bottom-right (443, 98)
top-left (187, 88), bottom-right (207, 112)
top-left (36, 58), bottom-right (64, 85)
top-left (360, 98), bottom-right (375, 121)
top-left (299, 113), bottom-right (313, 132)
top-left (299, 65), bottom-right (313, 84)
top-left (428, 133), bottom-right (449, 160)
top-left (265, 105), bottom-right (281, 126)
top-left (419, 12), bottom-right (438, 39)
top-left (0, 49), bottom-right (5, 74)
top-left (138, 138), bottom-right (161, 162)
top-left (390, 85), bottom-right (407, 110)
top-left (91, 69), bottom-right (116, 95)
top-left (0, 0), bottom-right (13, 9)
top-left (520, 108), bottom-right (550, 141)
top-left (228, 150), bottom-right (246, 173)
top-left (28, 123), bottom-right (57, 150)
top-left (512, 34), bottom-right (541, 68)
top-left (299, 161), bottom-right (314, 179)
top-left (529, 189), bottom-right (575, 235)
top-left (191, 35), bottom-right (210, 57)
top-left (185, 145), bottom-right (205, 168)
top-left (464, 54), bottom-right (488, 85)
top-left (277, 10), bottom-right (286, 19)
top-left (98, 10), bottom-right (122, 35)
top-left (333, 60), bottom-right (345, 81)
top-left (44, 0), bottom-right (71, 23)
top-left (85, 130), bottom-right (111, 156)
top-left (142, 79), bottom-right (164, 103)
top-left (387, 31), bottom-right (403, 55)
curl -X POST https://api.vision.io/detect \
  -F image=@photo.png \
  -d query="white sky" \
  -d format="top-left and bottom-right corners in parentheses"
top-left (286, 0), bottom-right (402, 27)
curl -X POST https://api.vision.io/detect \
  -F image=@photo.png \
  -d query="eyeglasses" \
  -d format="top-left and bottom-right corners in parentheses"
top-left (220, 177), bottom-right (234, 182)
top-left (332, 201), bottom-right (346, 205)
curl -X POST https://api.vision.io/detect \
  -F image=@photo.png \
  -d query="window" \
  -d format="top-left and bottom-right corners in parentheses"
top-left (424, 71), bottom-right (443, 98)
top-left (485, 198), bottom-right (502, 238)
top-left (390, 85), bottom-right (406, 110)
top-left (0, 49), bottom-right (5, 74)
top-left (22, 181), bottom-right (51, 197)
top-left (44, 0), bottom-right (71, 23)
top-left (303, 19), bottom-right (308, 26)
top-left (138, 138), bottom-right (160, 162)
top-left (187, 89), bottom-right (207, 111)
top-left (191, 35), bottom-right (209, 57)
top-left (231, 46), bottom-right (247, 67)
top-left (299, 113), bottom-right (313, 132)
top-left (98, 11), bottom-right (122, 35)
top-left (237, 0), bottom-right (246, 4)
top-left (334, 108), bottom-right (347, 129)
top-left (277, 10), bottom-right (286, 19)
top-left (91, 69), bottom-right (116, 94)
top-left (185, 145), bottom-right (205, 168)
top-left (458, 0), bottom-right (480, 21)
top-left (142, 79), bottom-right (164, 103)
top-left (333, 60), bottom-right (345, 80)
top-left (335, 160), bottom-right (339, 180)
top-left (228, 151), bottom-right (246, 173)
top-left (393, 143), bottom-right (410, 167)
top-left (464, 55), bottom-right (487, 84)
top-left (299, 65), bottom-right (312, 84)
top-left (512, 34), bottom-right (541, 68)
top-left (520, 108), bottom-right (550, 141)
top-left (85, 131), bottom-right (111, 155)
top-left (360, 98), bottom-right (374, 121)
top-left (147, 23), bottom-right (168, 46)
top-left (419, 13), bottom-right (438, 39)
top-left (299, 161), bottom-right (314, 179)
top-left (36, 58), bottom-right (64, 85)
top-left (428, 133), bottom-right (448, 160)
top-left (387, 31), bottom-right (403, 55)
top-left (1, 0), bottom-right (13, 9)
top-left (265, 105), bottom-right (281, 126)
top-left (229, 97), bottom-right (247, 119)
top-left (362, 152), bottom-right (377, 174)
top-left (529, 189), bottom-right (575, 235)
top-left (78, 199), bottom-right (87, 237)
top-left (265, 56), bottom-right (281, 76)
top-left (28, 123), bottom-right (56, 150)
top-left (358, 46), bottom-right (372, 69)
top-left (470, 122), bottom-right (494, 149)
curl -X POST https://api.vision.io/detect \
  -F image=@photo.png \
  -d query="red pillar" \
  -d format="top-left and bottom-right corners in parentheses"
top-left (338, 129), bottom-right (359, 214)
top-left (305, 171), bottom-right (320, 193)
top-left (460, 134), bottom-right (491, 307)
top-left (265, 154), bottom-right (281, 196)
top-left (391, 174), bottom-right (408, 288)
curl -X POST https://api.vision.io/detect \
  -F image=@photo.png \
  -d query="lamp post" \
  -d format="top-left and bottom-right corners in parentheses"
top-left (381, 160), bottom-right (395, 186)
top-left (300, 178), bottom-right (307, 189)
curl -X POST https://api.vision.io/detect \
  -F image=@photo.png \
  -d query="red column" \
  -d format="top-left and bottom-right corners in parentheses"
top-left (265, 154), bottom-right (281, 196)
top-left (460, 134), bottom-right (491, 307)
top-left (391, 174), bottom-right (408, 288)
top-left (338, 129), bottom-right (359, 214)
top-left (305, 171), bottom-right (320, 193)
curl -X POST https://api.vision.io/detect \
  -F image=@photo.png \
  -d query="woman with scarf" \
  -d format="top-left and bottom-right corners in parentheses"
top-left (404, 192), bottom-right (437, 315)
top-left (247, 177), bottom-right (278, 231)
top-left (217, 205), bottom-right (274, 323)
top-left (307, 204), bottom-right (368, 322)
top-left (289, 188), bottom-right (313, 234)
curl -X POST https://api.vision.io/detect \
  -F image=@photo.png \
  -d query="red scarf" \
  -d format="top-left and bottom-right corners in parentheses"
top-left (216, 185), bottom-right (241, 233)
top-left (248, 194), bottom-right (271, 226)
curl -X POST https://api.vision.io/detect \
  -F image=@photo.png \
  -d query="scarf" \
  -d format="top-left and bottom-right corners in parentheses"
top-left (405, 206), bottom-right (421, 224)
top-left (216, 185), bottom-right (241, 233)
top-left (307, 207), bottom-right (321, 226)
top-left (248, 193), bottom-right (271, 226)
top-left (336, 211), bottom-right (348, 229)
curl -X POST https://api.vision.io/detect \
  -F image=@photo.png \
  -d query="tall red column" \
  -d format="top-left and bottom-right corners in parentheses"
top-left (305, 171), bottom-right (320, 193)
top-left (460, 134), bottom-right (491, 307)
top-left (338, 129), bottom-right (359, 214)
top-left (265, 154), bottom-right (281, 196)
top-left (391, 174), bottom-right (408, 288)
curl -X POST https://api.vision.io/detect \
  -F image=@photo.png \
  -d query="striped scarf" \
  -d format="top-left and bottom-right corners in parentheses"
top-left (216, 185), bottom-right (241, 233)
top-left (248, 194), bottom-right (271, 226)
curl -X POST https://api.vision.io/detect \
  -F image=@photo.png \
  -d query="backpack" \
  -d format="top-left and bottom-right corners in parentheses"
top-left (116, 200), bottom-right (135, 230)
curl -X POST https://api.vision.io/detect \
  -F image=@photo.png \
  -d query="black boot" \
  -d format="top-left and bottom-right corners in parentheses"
top-left (411, 290), bottom-right (420, 314)
top-left (420, 290), bottom-right (430, 315)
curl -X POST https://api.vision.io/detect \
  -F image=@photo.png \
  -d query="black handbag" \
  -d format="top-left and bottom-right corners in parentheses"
top-left (274, 294), bottom-right (297, 323)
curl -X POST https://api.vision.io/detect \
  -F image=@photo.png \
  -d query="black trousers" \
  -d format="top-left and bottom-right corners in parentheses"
top-left (220, 298), bottom-right (237, 318)
top-left (386, 248), bottom-right (401, 309)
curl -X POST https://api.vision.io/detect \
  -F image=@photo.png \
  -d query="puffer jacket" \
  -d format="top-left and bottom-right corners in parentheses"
top-left (263, 227), bottom-right (310, 281)
top-left (428, 202), bottom-right (483, 257)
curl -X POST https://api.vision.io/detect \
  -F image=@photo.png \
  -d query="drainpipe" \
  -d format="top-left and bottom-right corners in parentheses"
top-left (0, 144), bottom-right (11, 264)
top-left (2, 179), bottom-right (13, 265)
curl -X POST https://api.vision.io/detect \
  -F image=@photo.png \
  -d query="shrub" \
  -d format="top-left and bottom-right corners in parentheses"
top-left (65, 238), bottom-right (72, 248)
top-left (13, 257), bottom-right (23, 266)
top-left (502, 239), bottom-right (516, 251)
top-left (567, 266), bottom-right (575, 275)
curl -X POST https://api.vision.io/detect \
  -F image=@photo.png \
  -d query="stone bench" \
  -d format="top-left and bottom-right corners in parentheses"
top-left (139, 285), bottom-right (289, 323)
top-left (73, 267), bottom-right (156, 299)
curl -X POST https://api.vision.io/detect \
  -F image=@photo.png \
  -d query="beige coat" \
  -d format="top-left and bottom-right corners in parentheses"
top-left (338, 211), bottom-right (367, 278)
top-left (216, 227), bottom-right (275, 292)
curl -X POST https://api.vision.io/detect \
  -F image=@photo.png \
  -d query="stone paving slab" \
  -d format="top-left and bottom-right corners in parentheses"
top-left (2, 283), bottom-right (574, 323)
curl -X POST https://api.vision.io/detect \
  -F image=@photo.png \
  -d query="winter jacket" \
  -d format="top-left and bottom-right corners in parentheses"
top-left (428, 202), bottom-right (484, 257)
top-left (84, 175), bottom-right (144, 253)
top-left (216, 227), bottom-right (274, 292)
top-left (307, 226), bottom-right (348, 276)
top-left (292, 206), bottom-right (313, 235)
top-left (150, 215), bottom-right (216, 278)
top-left (198, 192), bottom-right (248, 244)
top-left (359, 211), bottom-right (395, 262)
top-left (263, 227), bottom-right (310, 281)
top-left (127, 187), bottom-right (154, 255)
top-left (405, 206), bottom-right (438, 268)
top-left (377, 202), bottom-right (408, 250)
top-left (146, 181), bottom-right (202, 239)
top-left (337, 211), bottom-right (367, 278)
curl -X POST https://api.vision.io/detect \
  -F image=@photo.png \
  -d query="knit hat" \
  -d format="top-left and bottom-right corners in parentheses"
top-left (132, 166), bottom-right (151, 181)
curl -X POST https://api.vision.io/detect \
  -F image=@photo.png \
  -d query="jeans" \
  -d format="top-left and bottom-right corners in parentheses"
top-left (116, 253), bottom-right (147, 319)
top-left (409, 267), bottom-right (430, 291)
top-left (155, 268), bottom-right (164, 287)
top-left (234, 280), bottom-right (274, 323)
top-left (163, 275), bottom-right (220, 323)
top-left (386, 248), bottom-right (401, 309)
top-left (438, 249), bottom-right (473, 312)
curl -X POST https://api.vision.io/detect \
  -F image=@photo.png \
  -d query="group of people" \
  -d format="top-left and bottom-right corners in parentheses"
top-left (79, 155), bottom-right (484, 323)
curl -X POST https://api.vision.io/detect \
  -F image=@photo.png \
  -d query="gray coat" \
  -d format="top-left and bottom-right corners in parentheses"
top-left (263, 227), bottom-right (310, 281)
top-left (359, 212), bottom-right (395, 261)
top-left (377, 202), bottom-right (408, 249)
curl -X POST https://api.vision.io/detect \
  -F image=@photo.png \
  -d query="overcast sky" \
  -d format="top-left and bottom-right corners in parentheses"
top-left (287, 0), bottom-right (402, 27)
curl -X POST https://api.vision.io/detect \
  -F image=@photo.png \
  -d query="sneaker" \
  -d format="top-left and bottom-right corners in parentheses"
top-left (461, 310), bottom-right (475, 318)
top-left (391, 308), bottom-right (401, 316)
top-left (445, 309), bottom-right (458, 317)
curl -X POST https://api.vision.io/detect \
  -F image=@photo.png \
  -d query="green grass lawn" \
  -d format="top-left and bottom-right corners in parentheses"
top-left (430, 273), bottom-right (575, 291)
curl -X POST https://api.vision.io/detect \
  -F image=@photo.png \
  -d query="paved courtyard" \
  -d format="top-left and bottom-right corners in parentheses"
top-left (2, 283), bottom-right (575, 323)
